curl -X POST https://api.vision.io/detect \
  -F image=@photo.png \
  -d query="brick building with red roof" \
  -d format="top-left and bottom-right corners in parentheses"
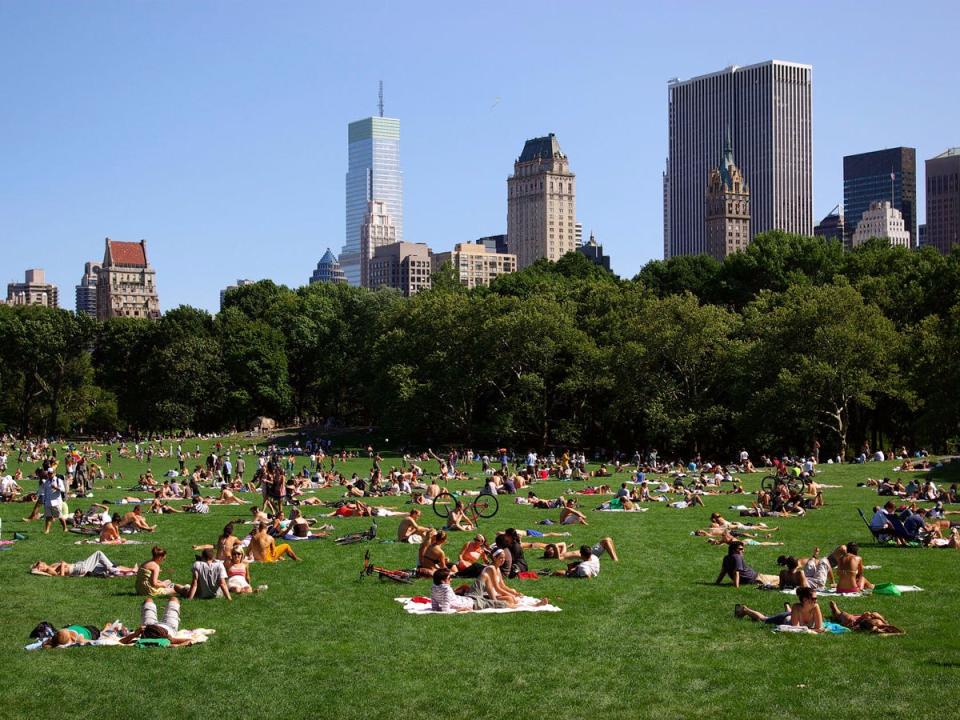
top-left (96, 238), bottom-right (160, 320)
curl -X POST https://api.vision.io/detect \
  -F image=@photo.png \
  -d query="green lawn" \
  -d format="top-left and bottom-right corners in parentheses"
top-left (2, 438), bottom-right (959, 719)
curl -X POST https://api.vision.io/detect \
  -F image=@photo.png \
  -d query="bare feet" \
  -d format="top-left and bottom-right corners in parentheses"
top-left (535, 597), bottom-right (550, 607)
top-left (734, 604), bottom-right (745, 618)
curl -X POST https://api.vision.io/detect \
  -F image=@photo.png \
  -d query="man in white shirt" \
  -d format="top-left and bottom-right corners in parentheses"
top-left (42, 470), bottom-right (68, 534)
top-left (870, 501), bottom-right (895, 532)
top-left (567, 545), bottom-right (601, 578)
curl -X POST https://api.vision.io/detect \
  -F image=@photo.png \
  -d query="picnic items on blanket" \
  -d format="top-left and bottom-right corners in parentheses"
top-left (395, 596), bottom-right (561, 615)
top-left (25, 626), bottom-right (215, 650)
top-left (773, 622), bottom-right (850, 635)
top-left (777, 584), bottom-right (922, 598)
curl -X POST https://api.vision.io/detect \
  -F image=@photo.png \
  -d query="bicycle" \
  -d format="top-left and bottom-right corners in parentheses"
top-left (431, 491), bottom-right (499, 522)
top-left (759, 473), bottom-right (805, 496)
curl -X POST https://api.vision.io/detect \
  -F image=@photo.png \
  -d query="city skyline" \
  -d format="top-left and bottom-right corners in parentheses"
top-left (1, 2), bottom-right (958, 310)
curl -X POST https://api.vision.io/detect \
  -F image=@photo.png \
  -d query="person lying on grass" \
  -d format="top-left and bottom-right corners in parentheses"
top-left (734, 586), bottom-right (824, 631)
top-left (30, 551), bottom-right (137, 578)
top-left (119, 598), bottom-right (194, 646)
top-left (775, 548), bottom-right (834, 590)
top-left (715, 541), bottom-right (780, 588)
top-left (41, 623), bottom-right (112, 648)
top-left (694, 527), bottom-right (783, 546)
top-left (552, 544), bottom-right (606, 578)
top-left (433, 567), bottom-right (549, 612)
top-left (537, 537), bottom-right (620, 564)
top-left (827, 601), bottom-right (904, 634)
top-left (708, 513), bottom-right (778, 531)
top-left (187, 548), bottom-right (232, 600)
top-left (136, 546), bottom-right (190, 597)
top-left (247, 522), bottom-right (300, 562)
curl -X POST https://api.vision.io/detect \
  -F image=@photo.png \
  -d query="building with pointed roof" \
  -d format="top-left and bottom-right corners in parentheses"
top-left (576, 231), bottom-right (611, 272)
top-left (96, 238), bottom-right (160, 320)
top-left (507, 133), bottom-right (577, 269)
top-left (309, 249), bottom-right (347, 285)
top-left (705, 134), bottom-right (751, 261)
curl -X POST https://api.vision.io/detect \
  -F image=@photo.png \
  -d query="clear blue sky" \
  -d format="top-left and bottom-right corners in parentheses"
top-left (1, 1), bottom-right (957, 311)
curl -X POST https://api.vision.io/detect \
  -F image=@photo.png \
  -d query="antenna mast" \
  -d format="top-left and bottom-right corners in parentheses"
top-left (378, 81), bottom-right (384, 117)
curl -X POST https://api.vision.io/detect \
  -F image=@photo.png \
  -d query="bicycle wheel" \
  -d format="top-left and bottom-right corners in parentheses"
top-left (432, 491), bottom-right (455, 518)
top-left (760, 475), bottom-right (777, 493)
top-left (472, 493), bottom-right (499, 519)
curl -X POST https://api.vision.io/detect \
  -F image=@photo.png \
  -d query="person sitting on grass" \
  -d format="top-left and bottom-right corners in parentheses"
top-left (225, 547), bottom-right (260, 594)
top-left (418, 530), bottom-right (454, 577)
top-left (397, 509), bottom-right (430, 543)
top-left (445, 499), bottom-right (475, 532)
top-left (715, 541), bottom-right (780, 588)
top-left (187, 548), bottom-right (232, 600)
top-left (559, 499), bottom-right (588, 525)
top-left (734, 587), bottom-right (823, 630)
top-left (136, 546), bottom-right (189, 597)
top-left (118, 505), bottom-right (157, 532)
top-left (834, 543), bottom-right (873, 593)
top-left (119, 597), bottom-right (194, 646)
top-left (30, 551), bottom-right (137, 578)
top-left (99, 514), bottom-right (124, 543)
top-left (455, 535), bottom-right (489, 578)
top-left (247, 522), bottom-right (300, 563)
top-left (828, 600), bottom-right (904, 634)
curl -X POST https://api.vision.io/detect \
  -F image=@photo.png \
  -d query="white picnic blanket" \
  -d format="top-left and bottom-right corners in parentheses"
top-left (779, 584), bottom-right (923, 598)
top-left (594, 507), bottom-right (649, 513)
top-left (395, 596), bottom-right (561, 615)
top-left (25, 628), bottom-right (215, 650)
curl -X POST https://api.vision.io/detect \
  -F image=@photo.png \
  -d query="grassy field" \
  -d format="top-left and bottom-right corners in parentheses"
top-left (2, 437), bottom-right (959, 720)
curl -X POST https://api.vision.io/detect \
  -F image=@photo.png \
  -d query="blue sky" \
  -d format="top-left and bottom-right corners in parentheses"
top-left (1, 1), bottom-right (957, 311)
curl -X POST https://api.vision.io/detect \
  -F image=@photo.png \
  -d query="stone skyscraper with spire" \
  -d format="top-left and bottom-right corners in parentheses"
top-left (705, 134), bottom-right (751, 261)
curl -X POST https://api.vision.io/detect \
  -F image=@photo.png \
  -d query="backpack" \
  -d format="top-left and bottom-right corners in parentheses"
top-left (29, 621), bottom-right (56, 640)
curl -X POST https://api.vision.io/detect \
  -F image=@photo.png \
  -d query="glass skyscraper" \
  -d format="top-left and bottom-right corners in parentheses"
top-left (843, 147), bottom-right (916, 249)
top-left (340, 116), bottom-right (403, 286)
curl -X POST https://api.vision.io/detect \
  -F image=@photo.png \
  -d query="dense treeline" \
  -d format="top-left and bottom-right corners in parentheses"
top-left (1, 231), bottom-right (958, 458)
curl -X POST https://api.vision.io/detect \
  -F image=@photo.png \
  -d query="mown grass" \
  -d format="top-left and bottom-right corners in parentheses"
top-left (2, 439), bottom-right (959, 720)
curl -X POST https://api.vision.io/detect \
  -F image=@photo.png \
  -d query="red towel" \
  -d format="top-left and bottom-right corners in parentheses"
top-left (411, 596), bottom-right (431, 604)
top-left (517, 571), bottom-right (540, 581)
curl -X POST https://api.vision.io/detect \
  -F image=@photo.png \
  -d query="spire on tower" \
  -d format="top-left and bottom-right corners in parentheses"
top-left (378, 80), bottom-right (384, 117)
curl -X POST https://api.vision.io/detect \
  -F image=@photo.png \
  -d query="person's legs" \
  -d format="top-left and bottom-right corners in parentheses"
top-left (141, 599), bottom-right (159, 626)
top-left (599, 537), bottom-right (619, 562)
top-left (160, 598), bottom-right (181, 631)
top-left (274, 543), bottom-right (299, 561)
top-left (89, 550), bottom-right (116, 575)
top-left (829, 600), bottom-right (856, 627)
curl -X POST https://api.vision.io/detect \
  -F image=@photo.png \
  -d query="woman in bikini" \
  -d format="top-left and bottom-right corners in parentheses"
top-left (224, 547), bottom-right (256, 593)
top-left (828, 601), bottom-right (904, 634)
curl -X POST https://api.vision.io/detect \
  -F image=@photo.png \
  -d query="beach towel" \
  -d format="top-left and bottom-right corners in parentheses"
top-left (395, 596), bottom-right (561, 615)
top-left (773, 622), bottom-right (850, 635)
top-left (594, 507), bottom-right (648, 513)
top-left (25, 628), bottom-right (215, 650)
top-left (74, 539), bottom-right (144, 545)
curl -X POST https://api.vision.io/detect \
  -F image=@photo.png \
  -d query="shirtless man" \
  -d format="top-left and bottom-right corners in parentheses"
top-left (445, 500), bottom-right (475, 532)
top-left (397, 509), bottom-right (430, 543)
top-left (119, 506), bottom-right (157, 533)
top-left (835, 542), bottom-right (873, 592)
top-left (99, 515), bottom-right (122, 543)
top-left (246, 523), bottom-right (300, 562)
top-left (559, 499), bottom-right (588, 526)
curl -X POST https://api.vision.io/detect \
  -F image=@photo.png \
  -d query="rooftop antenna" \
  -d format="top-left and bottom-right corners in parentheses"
top-left (378, 80), bottom-right (384, 117)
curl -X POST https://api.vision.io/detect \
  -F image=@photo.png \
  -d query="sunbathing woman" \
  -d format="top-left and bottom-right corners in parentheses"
top-left (828, 600), bottom-right (904, 634)
top-left (31, 551), bottom-right (137, 578)
top-left (835, 543), bottom-right (873, 593)
top-left (734, 587), bottom-right (824, 631)
top-left (224, 547), bottom-right (258, 593)
top-left (536, 537), bottom-right (620, 562)
top-left (694, 528), bottom-right (783, 546)
top-left (119, 598), bottom-right (193, 646)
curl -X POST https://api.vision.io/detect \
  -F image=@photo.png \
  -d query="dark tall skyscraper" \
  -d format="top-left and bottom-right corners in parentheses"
top-left (843, 147), bottom-right (916, 248)
top-left (925, 148), bottom-right (960, 255)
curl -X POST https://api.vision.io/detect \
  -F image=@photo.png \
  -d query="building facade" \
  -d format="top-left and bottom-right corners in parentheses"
top-left (843, 147), bottom-right (916, 248)
top-left (309, 250), bottom-right (347, 286)
top-left (813, 207), bottom-right (845, 243)
top-left (220, 278), bottom-right (256, 309)
top-left (340, 116), bottom-right (403, 286)
top-left (850, 201), bottom-right (911, 248)
top-left (507, 133), bottom-right (577, 269)
top-left (576, 231), bottom-right (611, 271)
top-left (475, 234), bottom-right (509, 254)
top-left (665, 60), bottom-right (813, 258)
top-left (368, 242), bottom-right (432, 296)
top-left (704, 136), bottom-right (751, 261)
top-left (925, 148), bottom-right (960, 254)
top-left (96, 238), bottom-right (160, 320)
top-left (75, 261), bottom-right (100, 317)
top-left (7, 269), bottom-right (58, 307)
top-left (431, 242), bottom-right (517, 289)
top-left (359, 200), bottom-right (398, 288)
